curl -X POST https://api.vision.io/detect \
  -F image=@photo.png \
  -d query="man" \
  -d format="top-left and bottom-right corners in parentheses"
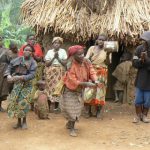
top-left (133, 31), bottom-right (150, 123)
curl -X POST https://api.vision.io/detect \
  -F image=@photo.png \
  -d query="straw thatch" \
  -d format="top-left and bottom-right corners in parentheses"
top-left (21, 0), bottom-right (150, 44)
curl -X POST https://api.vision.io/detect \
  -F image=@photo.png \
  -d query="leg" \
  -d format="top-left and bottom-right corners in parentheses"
top-left (96, 105), bottom-right (102, 119)
top-left (69, 121), bottom-right (77, 137)
top-left (133, 88), bottom-right (143, 123)
top-left (0, 98), bottom-right (5, 112)
top-left (13, 118), bottom-right (22, 129)
top-left (84, 105), bottom-right (92, 118)
top-left (30, 103), bottom-right (34, 111)
top-left (142, 91), bottom-right (150, 123)
top-left (114, 90), bottom-right (119, 103)
top-left (47, 100), bottom-right (51, 113)
top-left (22, 117), bottom-right (28, 129)
top-left (118, 91), bottom-right (124, 104)
top-left (54, 102), bottom-right (60, 113)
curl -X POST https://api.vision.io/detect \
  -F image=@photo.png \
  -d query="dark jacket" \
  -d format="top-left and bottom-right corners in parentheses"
top-left (5, 56), bottom-right (37, 81)
top-left (133, 45), bottom-right (150, 90)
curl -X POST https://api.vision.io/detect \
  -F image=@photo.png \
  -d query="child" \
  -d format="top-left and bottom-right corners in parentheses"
top-left (34, 80), bottom-right (49, 119)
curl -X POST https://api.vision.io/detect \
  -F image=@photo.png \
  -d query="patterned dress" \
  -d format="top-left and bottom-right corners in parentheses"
top-left (45, 48), bottom-right (67, 102)
top-left (86, 46), bottom-right (108, 106)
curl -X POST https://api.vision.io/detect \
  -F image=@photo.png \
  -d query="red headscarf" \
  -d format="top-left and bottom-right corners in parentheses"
top-left (68, 45), bottom-right (84, 58)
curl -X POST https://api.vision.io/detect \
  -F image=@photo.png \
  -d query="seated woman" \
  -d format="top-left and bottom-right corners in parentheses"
top-left (61, 45), bottom-right (97, 137)
top-left (5, 44), bottom-right (37, 129)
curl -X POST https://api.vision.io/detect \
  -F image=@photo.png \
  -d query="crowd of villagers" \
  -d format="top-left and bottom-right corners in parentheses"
top-left (0, 31), bottom-right (150, 137)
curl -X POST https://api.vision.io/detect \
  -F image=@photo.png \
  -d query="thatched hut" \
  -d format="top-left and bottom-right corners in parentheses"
top-left (21, 0), bottom-right (150, 102)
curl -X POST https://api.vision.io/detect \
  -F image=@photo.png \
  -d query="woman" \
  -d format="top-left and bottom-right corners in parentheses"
top-left (0, 36), bottom-right (10, 112)
top-left (85, 34), bottom-right (110, 118)
top-left (18, 34), bottom-right (44, 110)
top-left (45, 37), bottom-right (67, 112)
top-left (61, 45), bottom-right (97, 137)
top-left (6, 44), bottom-right (37, 129)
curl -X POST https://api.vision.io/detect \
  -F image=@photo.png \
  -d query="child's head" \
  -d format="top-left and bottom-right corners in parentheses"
top-left (37, 80), bottom-right (46, 91)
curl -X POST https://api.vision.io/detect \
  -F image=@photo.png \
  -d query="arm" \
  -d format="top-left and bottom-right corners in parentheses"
top-left (133, 47), bottom-right (144, 69)
top-left (18, 45), bottom-right (24, 57)
top-left (33, 44), bottom-right (43, 62)
top-left (23, 60), bottom-right (37, 81)
top-left (105, 52), bottom-right (111, 65)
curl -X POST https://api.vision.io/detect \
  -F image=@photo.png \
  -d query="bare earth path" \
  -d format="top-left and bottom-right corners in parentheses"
top-left (0, 102), bottom-right (150, 150)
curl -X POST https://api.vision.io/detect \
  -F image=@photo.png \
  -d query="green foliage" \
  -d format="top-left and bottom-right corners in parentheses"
top-left (0, 0), bottom-right (34, 48)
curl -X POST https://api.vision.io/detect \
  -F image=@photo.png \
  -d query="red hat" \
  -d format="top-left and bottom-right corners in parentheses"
top-left (68, 45), bottom-right (84, 58)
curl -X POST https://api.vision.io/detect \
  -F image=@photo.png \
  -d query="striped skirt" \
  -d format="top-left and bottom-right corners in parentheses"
top-left (60, 88), bottom-right (83, 121)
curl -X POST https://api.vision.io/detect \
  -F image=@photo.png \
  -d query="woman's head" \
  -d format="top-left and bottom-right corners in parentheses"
top-left (68, 45), bottom-right (84, 63)
top-left (23, 44), bottom-right (35, 58)
top-left (27, 34), bottom-right (36, 46)
top-left (96, 34), bottom-right (107, 48)
top-left (9, 42), bottom-right (18, 53)
top-left (52, 37), bottom-right (63, 50)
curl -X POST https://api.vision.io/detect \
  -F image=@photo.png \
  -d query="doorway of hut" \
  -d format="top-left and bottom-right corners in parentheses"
top-left (85, 39), bottom-right (124, 102)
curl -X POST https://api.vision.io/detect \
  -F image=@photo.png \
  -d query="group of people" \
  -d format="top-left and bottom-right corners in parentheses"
top-left (0, 31), bottom-right (150, 137)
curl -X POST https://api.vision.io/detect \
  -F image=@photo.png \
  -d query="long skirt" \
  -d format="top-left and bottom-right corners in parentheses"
top-left (0, 63), bottom-right (9, 101)
top-left (45, 65), bottom-right (65, 102)
top-left (7, 81), bottom-right (32, 118)
top-left (60, 88), bottom-right (83, 121)
top-left (86, 67), bottom-right (108, 106)
top-left (29, 62), bottom-right (44, 103)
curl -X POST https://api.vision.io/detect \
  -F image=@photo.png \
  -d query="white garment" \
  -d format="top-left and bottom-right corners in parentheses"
top-left (45, 48), bottom-right (67, 65)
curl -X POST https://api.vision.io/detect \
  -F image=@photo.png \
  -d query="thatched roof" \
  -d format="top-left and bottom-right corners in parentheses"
top-left (21, 0), bottom-right (150, 44)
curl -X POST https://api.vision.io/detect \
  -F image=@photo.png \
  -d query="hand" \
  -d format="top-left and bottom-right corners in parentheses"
top-left (84, 82), bottom-right (96, 87)
top-left (54, 52), bottom-right (59, 58)
top-left (7, 75), bottom-right (13, 83)
top-left (141, 52), bottom-right (147, 62)
top-left (13, 76), bottom-right (24, 82)
top-left (94, 80), bottom-right (99, 85)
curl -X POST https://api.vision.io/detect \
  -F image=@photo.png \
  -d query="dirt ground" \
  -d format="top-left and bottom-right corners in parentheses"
top-left (0, 101), bottom-right (150, 150)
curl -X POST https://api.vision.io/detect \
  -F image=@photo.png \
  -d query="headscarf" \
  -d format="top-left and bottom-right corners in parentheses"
top-left (140, 31), bottom-right (150, 41)
top-left (68, 45), bottom-right (84, 58)
top-left (52, 37), bottom-right (63, 44)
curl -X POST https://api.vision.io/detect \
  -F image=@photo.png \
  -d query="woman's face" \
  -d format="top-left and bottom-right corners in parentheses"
top-left (23, 46), bottom-right (32, 58)
top-left (96, 36), bottom-right (106, 47)
top-left (74, 50), bottom-right (84, 63)
top-left (27, 36), bottom-right (36, 46)
top-left (53, 40), bottom-right (61, 50)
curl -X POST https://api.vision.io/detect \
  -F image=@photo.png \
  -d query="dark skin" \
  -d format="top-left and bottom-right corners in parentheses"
top-left (27, 36), bottom-right (42, 62)
top-left (45, 40), bottom-right (67, 67)
top-left (7, 46), bottom-right (33, 82)
top-left (94, 35), bottom-right (111, 65)
top-left (140, 40), bottom-right (150, 63)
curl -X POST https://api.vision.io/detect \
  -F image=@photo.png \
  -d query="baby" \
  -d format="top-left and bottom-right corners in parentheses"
top-left (34, 80), bottom-right (49, 119)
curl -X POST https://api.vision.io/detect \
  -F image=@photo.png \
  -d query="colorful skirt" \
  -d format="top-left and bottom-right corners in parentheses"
top-left (88, 67), bottom-right (108, 106)
top-left (7, 81), bottom-right (32, 118)
top-left (60, 88), bottom-right (83, 121)
top-left (45, 65), bottom-right (65, 102)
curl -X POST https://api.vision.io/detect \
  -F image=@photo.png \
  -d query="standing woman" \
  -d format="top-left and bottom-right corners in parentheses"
top-left (6, 45), bottom-right (37, 129)
top-left (85, 34), bottom-right (110, 118)
top-left (61, 45), bottom-right (97, 137)
top-left (45, 37), bottom-right (67, 112)
top-left (0, 36), bottom-right (10, 111)
top-left (18, 34), bottom-right (44, 110)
